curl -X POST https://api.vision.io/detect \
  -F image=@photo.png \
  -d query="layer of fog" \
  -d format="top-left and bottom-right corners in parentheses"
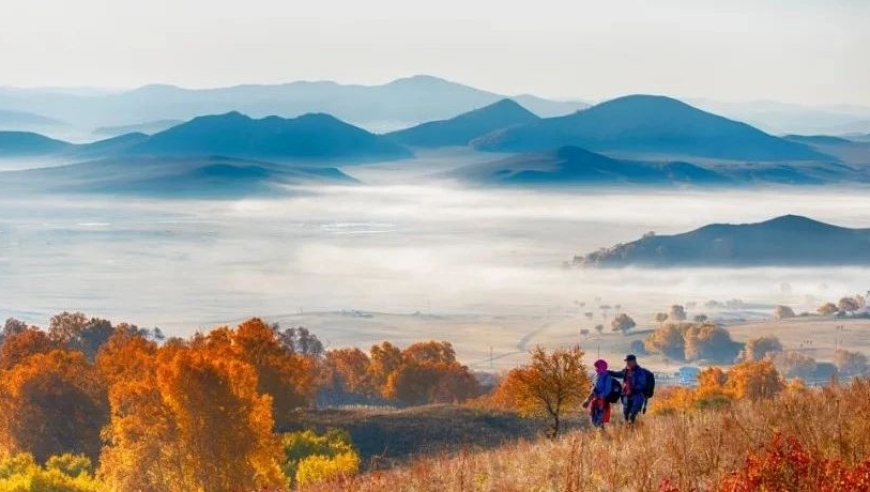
top-left (1, 184), bottom-right (869, 366)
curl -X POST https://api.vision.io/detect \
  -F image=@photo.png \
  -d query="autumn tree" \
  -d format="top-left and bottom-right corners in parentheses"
top-left (610, 313), bottom-right (637, 334)
top-left (654, 313), bottom-right (669, 326)
top-left (100, 340), bottom-right (285, 491)
top-left (645, 324), bottom-right (687, 360)
top-left (683, 324), bottom-right (741, 363)
top-left (669, 305), bottom-right (687, 322)
top-left (48, 312), bottom-right (115, 361)
top-left (324, 348), bottom-right (373, 395)
top-left (773, 305), bottom-right (796, 320)
top-left (155, 347), bottom-right (285, 490)
top-left (839, 297), bottom-right (861, 316)
top-left (368, 341), bottom-right (403, 392)
top-left (743, 336), bottom-right (783, 362)
top-left (276, 325), bottom-right (324, 356)
top-left (97, 332), bottom-right (177, 492)
top-left (696, 367), bottom-right (728, 401)
top-left (383, 341), bottom-right (480, 405)
top-left (492, 346), bottom-right (589, 437)
top-left (1, 318), bottom-right (29, 345)
top-left (724, 360), bottom-right (785, 400)
top-left (773, 351), bottom-right (817, 380)
top-left (0, 349), bottom-right (108, 463)
top-left (594, 324), bottom-right (605, 334)
top-left (817, 302), bottom-right (839, 316)
top-left (0, 327), bottom-right (58, 369)
top-left (229, 318), bottom-right (317, 427)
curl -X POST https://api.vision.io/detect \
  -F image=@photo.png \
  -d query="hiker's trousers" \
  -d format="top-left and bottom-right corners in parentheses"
top-left (623, 393), bottom-right (645, 422)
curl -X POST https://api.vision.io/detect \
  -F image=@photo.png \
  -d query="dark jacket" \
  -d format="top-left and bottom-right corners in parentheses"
top-left (608, 366), bottom-right (648, 395)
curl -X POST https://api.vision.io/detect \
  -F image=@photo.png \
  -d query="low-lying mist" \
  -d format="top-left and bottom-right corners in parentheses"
top-left (1, 184), bottom-right (868, 365)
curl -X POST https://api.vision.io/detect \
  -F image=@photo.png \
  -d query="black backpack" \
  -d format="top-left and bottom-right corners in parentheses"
top-left (641, 368), bottom-right (656, 398)
top-left (606, 377), bottom-right (623, 403)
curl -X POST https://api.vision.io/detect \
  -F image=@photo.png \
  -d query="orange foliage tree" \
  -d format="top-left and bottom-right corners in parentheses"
top-left (725, 360), bottom-right (785, 400)
top-left (0, 349), bottom-right (108, 463)
top-left (491, 346), bottom-right (589, 437)
top-left (98, 327), bottom-right (286, 491)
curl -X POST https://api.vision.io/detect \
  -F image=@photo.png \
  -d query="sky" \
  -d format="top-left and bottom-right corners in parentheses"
top-left (1, 0), bottom-right (868, 106)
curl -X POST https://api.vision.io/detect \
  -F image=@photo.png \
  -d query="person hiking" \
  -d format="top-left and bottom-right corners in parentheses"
top-left (608, 354), bottom-right (653, 423)
top-left (582, 359), bottom-right (617, 429)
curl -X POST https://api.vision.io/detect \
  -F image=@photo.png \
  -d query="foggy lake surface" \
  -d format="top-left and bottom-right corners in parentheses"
top-left (1, 179), bottom-right (869, 366)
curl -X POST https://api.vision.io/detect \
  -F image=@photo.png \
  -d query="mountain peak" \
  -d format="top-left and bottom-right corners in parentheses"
top-left (129, 111), bottom-right (411, 162)
top-left (472, 94), bottom-right (829, 161)
top-left (389, 74), bottom-right (451, 85)
top-left (386, 98), bottom-right (539, 147)
top-left (758, 214), bottom-right (838, 231)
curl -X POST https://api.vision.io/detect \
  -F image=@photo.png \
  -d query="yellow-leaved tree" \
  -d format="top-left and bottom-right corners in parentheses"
top-left (491, 345), bottom-right (589, 437)
top-left (98, 329), bottom-right (286, 491)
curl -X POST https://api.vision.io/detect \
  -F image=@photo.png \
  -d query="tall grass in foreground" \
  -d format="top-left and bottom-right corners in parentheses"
top-left (303, 379), bottom-right (870, 491)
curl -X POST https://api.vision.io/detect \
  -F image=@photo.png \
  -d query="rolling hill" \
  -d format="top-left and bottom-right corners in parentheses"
top-left (0, 131), bottom-right (72, 156)
top-left (92, 119), bottom-right (183, 137)
top-left (471, 95), bottom-right (830, 161)
top-left (386, 99), bottom-right (540, 147)
top-left (447, 146), bottom-right (730, 186)
top-left (1, 112), bottom-right (413, 163)
top-left (130, 111), bottom-right (412, 162)
top-left (0, 110), bottom-right (64, 129)
top-left (577, 215), bottom-right (870, 267)
top-left (0, 155), bottom-right (356, 198)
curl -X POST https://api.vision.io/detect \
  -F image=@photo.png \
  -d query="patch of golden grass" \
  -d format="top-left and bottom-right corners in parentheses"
top-left (302, 379), bottom-right (870, 491)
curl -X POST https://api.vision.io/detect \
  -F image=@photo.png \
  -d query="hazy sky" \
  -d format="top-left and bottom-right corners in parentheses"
top-left (1, 0), bottom-right (868, 105)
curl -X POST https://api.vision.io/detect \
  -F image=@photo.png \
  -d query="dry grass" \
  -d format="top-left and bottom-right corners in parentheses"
top-left (301, 379), bottom-right (870, 492)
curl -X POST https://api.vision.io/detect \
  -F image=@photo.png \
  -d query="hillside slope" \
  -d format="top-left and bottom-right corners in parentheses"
top-left (130, 111), bottom-right (412, 162)
top-left (386, 99), bottom-right (540, 147)
top-left (472, 95), bottom-right (829, 161)
top-left (578, 215), bottom-right (870, 267)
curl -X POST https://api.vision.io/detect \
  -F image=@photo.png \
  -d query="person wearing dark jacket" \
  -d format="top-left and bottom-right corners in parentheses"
top-left (608, 354), bottom-right (649, 423)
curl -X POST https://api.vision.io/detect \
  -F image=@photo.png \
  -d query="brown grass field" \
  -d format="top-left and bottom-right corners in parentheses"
top-left (298, 378), bottom-right (870, 492)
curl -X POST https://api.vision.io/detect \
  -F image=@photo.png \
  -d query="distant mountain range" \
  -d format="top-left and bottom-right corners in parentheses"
top-left (0, 75), bottom-right (588, 132)
top-left (0, 110), bottom-right (64, 129)
top-left (386, 99), bottom-right (540, 147)
top-left (0, 131), bottom-right (71, 156)
top-left (688, 99), bottom-right (870, 136)
top-left (129, 112), bottom-right (412, 162)
top-left (446, 146), bottom-right (730, 186)
top-left (0, 112), bottom-right (412, 163)
top-left (470, 95), bottom-right (828, 161)
top-left (92, 120), bottom-right (183, 137)
top-left (0, 155), bottom-right (355, 198)
top-left (576, 215), bottom-right (870, 267)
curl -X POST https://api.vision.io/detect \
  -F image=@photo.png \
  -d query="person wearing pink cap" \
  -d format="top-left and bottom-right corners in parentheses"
top-left (582, 359), bottom-right (615, 429)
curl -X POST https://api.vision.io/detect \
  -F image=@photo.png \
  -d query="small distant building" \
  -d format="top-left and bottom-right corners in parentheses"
top-left (675, 366), bottom-right (701, 386)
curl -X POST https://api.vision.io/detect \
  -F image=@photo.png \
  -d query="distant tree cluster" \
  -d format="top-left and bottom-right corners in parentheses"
top-left (644, 322), bottom-right (741, 363)
top-left (322, 340), bottom-right (481, 406)
top-left (817, 294), bottom-right (867, 318)
top-left (773, 305), bottom-right (796, 320)
top-left (742, 336), bottom-right (783, 362)
top-left (610, 313), bottom-right (637, 334)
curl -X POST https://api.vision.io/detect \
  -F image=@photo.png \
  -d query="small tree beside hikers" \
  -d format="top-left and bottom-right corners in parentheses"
top-left (608, 354), bottom-right (655, 423)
